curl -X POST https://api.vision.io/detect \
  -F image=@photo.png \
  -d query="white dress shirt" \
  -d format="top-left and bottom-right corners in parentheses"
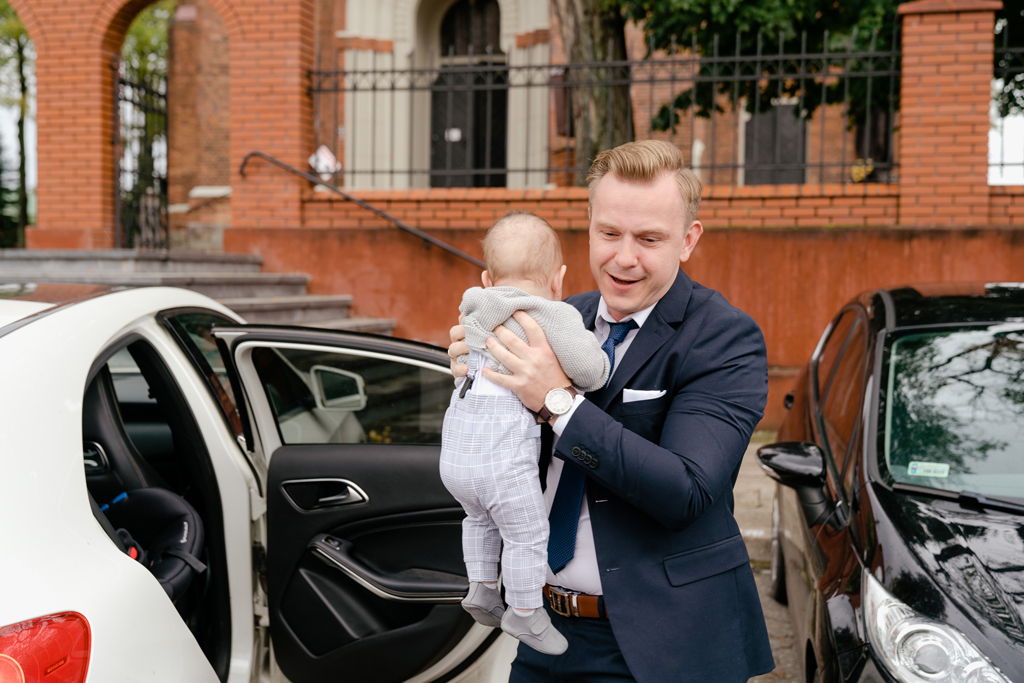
top-left (544, 299), bottom-right (656, 594)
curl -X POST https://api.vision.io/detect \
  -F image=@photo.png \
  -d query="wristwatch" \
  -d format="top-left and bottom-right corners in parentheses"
top-left (536, 386), bottom-right (578, 423)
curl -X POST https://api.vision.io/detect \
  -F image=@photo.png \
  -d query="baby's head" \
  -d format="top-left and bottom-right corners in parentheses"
top-left (481, 211), bottom-right (566, 300)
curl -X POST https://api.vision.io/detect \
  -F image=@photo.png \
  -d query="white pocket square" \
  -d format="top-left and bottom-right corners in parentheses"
top-left (622, 388), bottom-right (667, 403)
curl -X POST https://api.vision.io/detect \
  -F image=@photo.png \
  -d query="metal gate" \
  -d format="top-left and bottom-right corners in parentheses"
top-left (114, 64), bottom-right (168, 249)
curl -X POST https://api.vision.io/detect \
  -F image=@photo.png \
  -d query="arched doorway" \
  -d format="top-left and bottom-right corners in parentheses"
top-left (429, 0), bottom-right (507, 187)
top-left (114, 0), bottom-right (231, 250)
top-left (114, 0), bottom-right (171, 248)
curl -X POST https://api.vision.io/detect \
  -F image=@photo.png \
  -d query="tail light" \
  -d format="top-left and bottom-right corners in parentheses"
top-left (0, 612), bottom-right (90, 682)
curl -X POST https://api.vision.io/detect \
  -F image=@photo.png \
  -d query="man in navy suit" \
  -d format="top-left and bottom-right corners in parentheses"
top-left (452, 140), bottom-right (774, 682)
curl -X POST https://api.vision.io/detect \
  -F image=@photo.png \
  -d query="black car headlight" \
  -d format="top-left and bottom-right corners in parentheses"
top-left (863, 572), bottom-right (1010, 682)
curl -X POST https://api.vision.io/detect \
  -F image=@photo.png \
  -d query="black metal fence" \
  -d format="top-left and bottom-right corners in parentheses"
top-left (310, 30), bottom-right (900, 189)
top-left (114, 66), bottom-right (168, 249)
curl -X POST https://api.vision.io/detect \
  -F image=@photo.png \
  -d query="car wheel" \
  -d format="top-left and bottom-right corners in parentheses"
top-left (769, 491), bottom-right (787, 604)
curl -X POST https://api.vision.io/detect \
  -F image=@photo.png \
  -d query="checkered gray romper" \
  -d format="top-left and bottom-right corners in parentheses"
top-left (439, 287), bottom-right (609, 609)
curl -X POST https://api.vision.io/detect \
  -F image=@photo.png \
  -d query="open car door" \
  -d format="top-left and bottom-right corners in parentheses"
top-left (213, 326), bottom-right (503, 682)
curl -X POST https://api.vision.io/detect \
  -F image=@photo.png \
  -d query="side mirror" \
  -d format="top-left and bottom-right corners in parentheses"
top-left (758, 441), bottom-right (838, 527)
top-left (757, 441), bottom-right (826, 489)
top-left (310, 365), bottom-right (367, 411)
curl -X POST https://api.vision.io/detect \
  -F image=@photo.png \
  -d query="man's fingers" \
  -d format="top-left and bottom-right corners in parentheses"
top-left (448, 340), bottom-right (470, 358)
top-left (485, 333), bottom-right (521, 371)
top-left (447, 322), bottom-right (469, 377)
top-left (481, 366), bottom-right (515, 389)
top-left (492, 323), bottom-right (530, 355)
top-left (512, 311), bottom-right (548, 347)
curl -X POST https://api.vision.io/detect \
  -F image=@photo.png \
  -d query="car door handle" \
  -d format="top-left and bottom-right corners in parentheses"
top-left (316, 486), bottom-right (363, 507)
top-left (310, 534), bottom-right (466, 603)
top-left (281, 479), bottom-right (368, 511)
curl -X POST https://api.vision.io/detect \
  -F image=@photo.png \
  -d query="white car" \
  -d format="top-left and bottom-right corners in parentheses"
top-left (0, 283), bottom-right (517, 683)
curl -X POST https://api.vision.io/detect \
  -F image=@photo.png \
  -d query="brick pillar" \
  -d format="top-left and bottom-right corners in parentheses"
top-left (227, 0), bottom-right (315, 235)
top-left (25, 15), bottom-right (120, 249)
top-left (898, 0), bottom-right (1000, 227)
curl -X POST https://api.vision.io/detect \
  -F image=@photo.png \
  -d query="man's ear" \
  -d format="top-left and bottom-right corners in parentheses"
top-left (481, 270), bottom-right (493, 288)
top-left (552, 264), bottom-right (567, 300)
top-left (679, 220), bottom-right (704, 264)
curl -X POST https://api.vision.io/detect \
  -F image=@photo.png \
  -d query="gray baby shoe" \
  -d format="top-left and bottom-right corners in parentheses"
top-left (500, 608), bottom-right (568, 655)
top-left (461, 582), bottom-right (505, 628)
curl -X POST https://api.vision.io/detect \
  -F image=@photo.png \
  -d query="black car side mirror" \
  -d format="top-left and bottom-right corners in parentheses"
top-left (757, 442), bottom-right (835, 527)
top-left (757, 441), bottom-right (826, 488)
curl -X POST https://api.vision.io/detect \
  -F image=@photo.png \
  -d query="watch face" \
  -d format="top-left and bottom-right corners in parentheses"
top-left (545, 387), bottom-right (574, 415)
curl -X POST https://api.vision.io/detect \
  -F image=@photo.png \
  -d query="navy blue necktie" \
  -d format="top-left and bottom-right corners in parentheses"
top-left (547, 318), bottom-right (638, 573)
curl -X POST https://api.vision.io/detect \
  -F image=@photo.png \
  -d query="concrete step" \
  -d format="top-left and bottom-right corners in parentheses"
top-left (0, 249), bottom-right (396, 335)
top-left (220, 294), bottom-right (354, 324)
top-left (0, 272), bottom-right (310, 298)
top-left (306, 316), bottom-right (396, 335)
top-left (0, 249), bottom-right (264, 275)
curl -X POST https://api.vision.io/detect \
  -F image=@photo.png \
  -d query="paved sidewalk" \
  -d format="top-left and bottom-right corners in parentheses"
top-left (736, 432), bottom-right (802, 681)
top-left (736, 432), bottom-right (776, 564)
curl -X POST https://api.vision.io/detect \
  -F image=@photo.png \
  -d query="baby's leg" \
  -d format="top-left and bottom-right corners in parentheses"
top-left (491, 422), bottom-right (547, 610)
top-left (440, 396), bottom-right (501, 583)
top-left (459, 497), bottom-right (502, 583)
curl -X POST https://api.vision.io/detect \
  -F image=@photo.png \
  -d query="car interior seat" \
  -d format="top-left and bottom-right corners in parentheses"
top-left (83, 365), bottom-right (167, 502)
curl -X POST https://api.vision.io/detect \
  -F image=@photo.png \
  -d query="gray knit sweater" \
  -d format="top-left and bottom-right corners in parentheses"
top-left (459, 286), bottom-right (609, 392)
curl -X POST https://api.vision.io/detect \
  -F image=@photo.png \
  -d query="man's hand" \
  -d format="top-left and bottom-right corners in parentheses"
top-left (483, 311), bottom-right (571, 412)
top-left (448, 324), bottom-right (469, 377)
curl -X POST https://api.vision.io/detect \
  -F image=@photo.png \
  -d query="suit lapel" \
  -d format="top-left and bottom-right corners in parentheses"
top-left (585, 270), bottom-right (693, 410)
top-left (573, 291), bottom-right (600, 332)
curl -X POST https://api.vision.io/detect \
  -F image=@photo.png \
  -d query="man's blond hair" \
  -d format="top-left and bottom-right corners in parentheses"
top-left (482, 211), bottom-right (562, 285)
top-left (586, 140), bottom-right (702, 222)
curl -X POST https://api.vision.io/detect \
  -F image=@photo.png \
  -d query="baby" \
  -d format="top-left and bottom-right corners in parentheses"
top-left (439, 211), bottom-right (608, 655)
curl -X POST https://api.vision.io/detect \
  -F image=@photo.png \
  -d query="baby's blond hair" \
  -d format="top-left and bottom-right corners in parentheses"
top-left (482, 211), bottom-right (563, 286)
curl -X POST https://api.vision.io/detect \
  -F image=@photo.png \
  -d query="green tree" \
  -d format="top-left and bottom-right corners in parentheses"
top-left (995, 0), bottom-right (1024, 117)
top-left (121, 0), bottom-right (173, 81)
top-left (551, 0), bottom-right (635, 184)
top-left (618, 0), bottom-right (899, 137)
top-left (0, 0), bottom-right (32, 247)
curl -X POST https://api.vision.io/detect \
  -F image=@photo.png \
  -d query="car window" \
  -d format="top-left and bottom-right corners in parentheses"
top-left (163, 311), bottom-right (243, 439)
top-left (821, 318), bottom-right (868, 475)
top-left (815, 310), bottom-right (858, 401)
top-left (250, 346), bottom-right (451, 446)
top-left (883, 325), bottom-right (1024, 501)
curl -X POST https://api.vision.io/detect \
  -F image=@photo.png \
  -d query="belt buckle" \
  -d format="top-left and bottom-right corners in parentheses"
top-left (547, 586), bottom-right (577, 618)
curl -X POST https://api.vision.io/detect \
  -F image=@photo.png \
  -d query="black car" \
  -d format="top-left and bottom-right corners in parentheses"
top-left (759, 283), bottom-right (1024, 683)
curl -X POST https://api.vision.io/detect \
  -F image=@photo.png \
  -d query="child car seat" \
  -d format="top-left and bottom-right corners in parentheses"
top-left (100, 487), bottom-right (206, 603)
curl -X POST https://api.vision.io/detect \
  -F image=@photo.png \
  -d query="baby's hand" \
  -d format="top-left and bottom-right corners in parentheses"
top-left (448, 323), bottom-right (469, 377)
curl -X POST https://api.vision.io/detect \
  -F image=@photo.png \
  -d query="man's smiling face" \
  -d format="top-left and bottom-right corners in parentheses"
top-left (588, 171), bottom-right (703, 320)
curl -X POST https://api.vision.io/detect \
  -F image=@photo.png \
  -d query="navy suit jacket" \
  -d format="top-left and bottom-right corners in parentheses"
top-left (558, 269), bottom-right (774, 682)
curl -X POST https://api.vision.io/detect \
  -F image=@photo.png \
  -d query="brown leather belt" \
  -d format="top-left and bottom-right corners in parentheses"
top-left (543, 584), bottom-right (607, 619)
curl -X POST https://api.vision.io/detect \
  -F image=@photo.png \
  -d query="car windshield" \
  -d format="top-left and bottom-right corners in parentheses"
top-left (882, 324), bottom-right (1024, 501)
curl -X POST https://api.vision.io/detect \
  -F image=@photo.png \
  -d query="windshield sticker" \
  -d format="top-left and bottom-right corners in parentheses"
top-left (907, 461), bottom-right (950, 478)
